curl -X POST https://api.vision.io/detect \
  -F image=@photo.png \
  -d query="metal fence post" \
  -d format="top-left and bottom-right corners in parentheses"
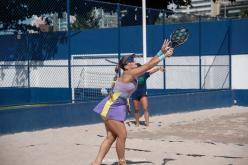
top-left (199, 16), bottom-right (202, 90)
top-left (67, 0), bottom-right (72, 103)
top-left (117, 3), bottom-right (121, 76)
top-left (228, 19), bottom-right (232, 90)
top-left (26, 32), bottom-right (31, 104)
top-left (162, 9), bottom-right (166, 90)
top-left (26, 32), bottom-right (30, 89)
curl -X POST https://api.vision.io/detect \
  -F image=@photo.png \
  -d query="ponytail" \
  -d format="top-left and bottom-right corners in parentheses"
top-left (109, 64), bottom-right (120, 99)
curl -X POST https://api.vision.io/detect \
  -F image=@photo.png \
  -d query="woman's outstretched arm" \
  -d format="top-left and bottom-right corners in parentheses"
top-left (129, 39), bottom-right (173, 78)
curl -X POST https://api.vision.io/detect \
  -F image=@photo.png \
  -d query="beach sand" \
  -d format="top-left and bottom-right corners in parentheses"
top-left (0, 106), bottom-right (248, 165)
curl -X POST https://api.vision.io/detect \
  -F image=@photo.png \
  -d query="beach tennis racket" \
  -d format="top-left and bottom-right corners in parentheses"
top-left (170, 27), bottom-right (189, 48)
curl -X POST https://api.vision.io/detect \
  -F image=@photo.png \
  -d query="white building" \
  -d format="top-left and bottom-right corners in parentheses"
top-left (168, 0), bottom-right (212, 16)
top-left (96, 8), bottom-right (118, 28)
top-left (168, 0), bottom-right (248, 18)
top-left (51, 13), bottom-right (68, 31)
top-left (220, 0), bottom-right (248, 18)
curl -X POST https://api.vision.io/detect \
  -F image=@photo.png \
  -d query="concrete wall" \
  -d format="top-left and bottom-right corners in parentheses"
top-left (0, 90), bottom-right (233, 135)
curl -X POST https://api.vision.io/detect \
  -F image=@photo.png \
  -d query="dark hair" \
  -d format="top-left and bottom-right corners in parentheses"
top-left (136, 63), bottom-right (142, 67)
top-left (119, 54), bottom-right (136, 70)
top-left (109, 54), bottom-right (136, 99)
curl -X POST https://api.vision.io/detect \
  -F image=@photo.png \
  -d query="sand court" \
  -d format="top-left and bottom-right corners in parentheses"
top-left (0, 106), bottom-right (248, 165)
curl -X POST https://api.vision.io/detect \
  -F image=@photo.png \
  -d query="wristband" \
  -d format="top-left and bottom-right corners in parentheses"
top-left (159, 54), bottom-right (165, 61)
top-left (156, 50), bottom-right (164, 57)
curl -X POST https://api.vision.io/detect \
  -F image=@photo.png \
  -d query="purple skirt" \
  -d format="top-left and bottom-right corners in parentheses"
top-left (93, 96), bottom-right (127, 121)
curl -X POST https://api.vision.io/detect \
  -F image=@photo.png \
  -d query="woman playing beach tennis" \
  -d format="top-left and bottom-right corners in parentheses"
top-left (92, 39), bottom-right (174, 165)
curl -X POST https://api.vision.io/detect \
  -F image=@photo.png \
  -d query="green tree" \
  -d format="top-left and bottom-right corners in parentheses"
top-left (240, 9), bottom-right (248, 18)
top-left (0, 0), bottom-right (101, 33)
top-left (0, 0), bottom-right (193, 32)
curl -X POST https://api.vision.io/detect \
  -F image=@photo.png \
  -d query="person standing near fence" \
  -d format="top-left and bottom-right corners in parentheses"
top-left (91, 39), bottom-right (174, 165)
top-left (131, 64), bottom-right (165, 127)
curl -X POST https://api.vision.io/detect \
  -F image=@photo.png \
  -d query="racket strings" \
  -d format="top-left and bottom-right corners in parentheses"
top-left (171, 28), bottom-right (189, 48)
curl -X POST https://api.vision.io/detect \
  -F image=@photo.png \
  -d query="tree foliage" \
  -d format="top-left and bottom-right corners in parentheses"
top-left (0, 0), bottom-right (102, 32)
top-left (0, 0), bottom-right (192, 33)
top-left (98, 0), bottom-right (191, 9)
top-left (240, 8), bottom-right (248, 18)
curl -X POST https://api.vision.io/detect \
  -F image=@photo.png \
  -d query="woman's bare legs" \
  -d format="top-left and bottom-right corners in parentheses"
top-left (106, 119), bottom-right (127, 165)
top-left (133, 99), bottom-right (140, 126)
top-left (140, 96), bottom-right (149, 126)
top-left (92, 119), bottom-right (127, 165)
top-left (92, 121), bottom-right (117, 165)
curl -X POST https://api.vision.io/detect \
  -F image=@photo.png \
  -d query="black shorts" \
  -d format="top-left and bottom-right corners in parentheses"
top-left (132, 94), bottom-right (147, 101)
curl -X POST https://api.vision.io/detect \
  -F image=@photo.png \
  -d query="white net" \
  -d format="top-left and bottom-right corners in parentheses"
top-left (71, 53), bottom-right (142, 101)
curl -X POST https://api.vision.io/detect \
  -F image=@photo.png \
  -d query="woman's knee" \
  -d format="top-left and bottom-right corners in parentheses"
top-left (107, 133), bottom-right (117, 142)
top-left (117, 130), bottom-right (127, 140)
top-left (106, 120), bottom-right (127, 140)
top-left (143, 108), bottom-right (148, 113)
